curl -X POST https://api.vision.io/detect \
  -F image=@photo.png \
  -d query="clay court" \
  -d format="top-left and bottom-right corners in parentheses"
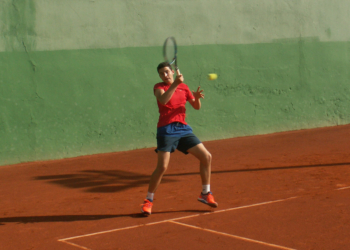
top-left (1, 124), bottom-right (349, 250)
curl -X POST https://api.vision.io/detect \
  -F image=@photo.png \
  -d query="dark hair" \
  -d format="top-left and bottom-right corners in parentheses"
top-left (157, 62), bottom-right (172, 73)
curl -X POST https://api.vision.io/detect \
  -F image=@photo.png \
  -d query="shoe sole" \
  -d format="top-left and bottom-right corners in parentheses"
top-left (198, 198), bottom-right (218, 208)
top-left (141, 208), bottom-right (151, 216)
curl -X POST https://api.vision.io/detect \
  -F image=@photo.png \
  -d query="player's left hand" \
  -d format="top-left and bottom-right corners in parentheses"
top-left (192, 86), bottom-right (205, 99)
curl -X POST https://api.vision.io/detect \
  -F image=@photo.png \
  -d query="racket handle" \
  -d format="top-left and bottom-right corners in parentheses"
top-left (176, 67), bottom-right (181, 75)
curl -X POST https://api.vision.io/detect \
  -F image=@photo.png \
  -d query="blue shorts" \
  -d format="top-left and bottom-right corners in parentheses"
top-left (156, 122), bottom-right (201, 154)
top-left (156, 133), bottom-right (201, 154)
top-left (157, 122), bottom-right (193, 137)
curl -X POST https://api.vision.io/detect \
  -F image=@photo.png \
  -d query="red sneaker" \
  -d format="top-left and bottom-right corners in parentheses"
top-left (198, 192), bottom-right (218, 208)
top-left (141, 199), bottom-right (153, 215)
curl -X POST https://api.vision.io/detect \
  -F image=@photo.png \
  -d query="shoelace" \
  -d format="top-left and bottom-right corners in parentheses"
top-left (140, 201), bottom-right (152, 207)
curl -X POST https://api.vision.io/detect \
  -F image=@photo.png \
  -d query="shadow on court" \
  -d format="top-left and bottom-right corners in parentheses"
top-left (33, 169), bottom-right (177, 193)
top-left (0, 209), bottom-right (211, 225)
top-left (167, 161), bottom-right (350, 177)
top-left (33, 162), bottom-right (350, 193)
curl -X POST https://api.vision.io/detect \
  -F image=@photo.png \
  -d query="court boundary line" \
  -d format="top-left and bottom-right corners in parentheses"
top-left (337, 186), bottom-right (350, 190)
top-left (58, 196), bottom-right (297, 249)
top-left (59, 240), bottom-right (91, 250)
top-left (169, 220), bottom-right (296, 250)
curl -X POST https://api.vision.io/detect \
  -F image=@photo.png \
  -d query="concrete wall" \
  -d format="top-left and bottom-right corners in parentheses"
top-left (1, 0), bottom-right (350, 165)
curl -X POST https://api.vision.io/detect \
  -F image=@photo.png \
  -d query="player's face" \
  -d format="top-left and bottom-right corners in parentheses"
top-left (158, 67), bottom-right (174, 84)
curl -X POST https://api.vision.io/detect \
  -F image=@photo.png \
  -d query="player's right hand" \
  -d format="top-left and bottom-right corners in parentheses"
top-left (174, 74), bottom-right (184, 85)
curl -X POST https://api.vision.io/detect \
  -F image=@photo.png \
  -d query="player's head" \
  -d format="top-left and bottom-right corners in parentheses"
top-left (157, 62), bottom-right (172, 73)
top-left (157, 62), bottom-right (174, 84)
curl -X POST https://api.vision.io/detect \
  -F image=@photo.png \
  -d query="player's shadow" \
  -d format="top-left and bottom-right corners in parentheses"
top-left (0, 209), bottom-right (211, 225)
top-left (34, 169), bottom-right (177, 193)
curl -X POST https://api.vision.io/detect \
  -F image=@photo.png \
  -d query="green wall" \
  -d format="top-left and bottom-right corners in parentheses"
top-left (1, 0), bottom-right (350, 165)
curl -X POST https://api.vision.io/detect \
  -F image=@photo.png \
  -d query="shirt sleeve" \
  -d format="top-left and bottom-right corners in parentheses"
top-left (185, 84), bottom-right (195, 101)
top-left (154, 83), bottom-right (164, 94)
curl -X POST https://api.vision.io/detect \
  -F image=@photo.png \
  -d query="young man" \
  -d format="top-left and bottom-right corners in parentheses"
top-left (140, 62), bottom-right (218, 215)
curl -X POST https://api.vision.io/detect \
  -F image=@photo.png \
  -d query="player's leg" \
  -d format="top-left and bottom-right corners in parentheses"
top-left (141, 134), bottom-right (180, 215)
top-left (148, 151), bottom-right (171, 193)
top-left (141, 151), bottom-right (170, 215)
top-left (187, 143), bottom-right (212, 185)
top-left (187, 143), bottom-right (218, 208)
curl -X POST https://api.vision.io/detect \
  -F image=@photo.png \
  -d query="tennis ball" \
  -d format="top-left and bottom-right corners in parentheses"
top-left (208, 73), bottom-right (218, 80)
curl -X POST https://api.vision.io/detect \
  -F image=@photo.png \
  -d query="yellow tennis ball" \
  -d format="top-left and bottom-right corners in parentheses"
top-left (208, 73), bottom-right (218, 80)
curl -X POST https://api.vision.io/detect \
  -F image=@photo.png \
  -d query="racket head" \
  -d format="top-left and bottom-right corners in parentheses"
top-left (163, 37), bottom-right (180, 74)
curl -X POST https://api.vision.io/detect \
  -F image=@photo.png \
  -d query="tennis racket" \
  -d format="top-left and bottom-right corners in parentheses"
top-left (163, 36), bottom-right (180, 75)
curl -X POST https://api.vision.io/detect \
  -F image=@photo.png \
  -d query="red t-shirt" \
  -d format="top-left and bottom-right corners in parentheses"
top-left (154, 82), bottom-right (195, 128)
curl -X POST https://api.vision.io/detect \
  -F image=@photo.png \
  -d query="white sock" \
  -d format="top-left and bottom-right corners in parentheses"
top-left (146, 192), bottom-right (154, 201)
top-left (202, 185), bottom-right (210, 194)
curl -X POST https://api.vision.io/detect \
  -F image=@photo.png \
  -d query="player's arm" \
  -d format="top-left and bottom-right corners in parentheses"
top-left (189, 86), bottom-right (204, 110)
top-left (154, 75), bottom-right (183, 105)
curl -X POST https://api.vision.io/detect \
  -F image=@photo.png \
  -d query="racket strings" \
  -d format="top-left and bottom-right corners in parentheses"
top-left (164, 38), bottom-right (177, 65)
top-left (163, 37), bottom-right (179, 74)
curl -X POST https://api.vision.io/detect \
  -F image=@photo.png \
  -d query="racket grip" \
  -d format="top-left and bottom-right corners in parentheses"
top-left (176, 68), bottom-right (181, 75)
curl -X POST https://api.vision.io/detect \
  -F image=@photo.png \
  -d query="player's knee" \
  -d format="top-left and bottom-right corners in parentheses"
top-left (202, 151), bottom-right (212, 165)
top-left (207, 152), bottom-right (212, 163)
top-left (156, 164), bottom-right (168, 174)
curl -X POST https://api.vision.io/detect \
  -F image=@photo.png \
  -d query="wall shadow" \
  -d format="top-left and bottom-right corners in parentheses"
top-left (33, 162), bottom-right (349, 193)
top-left (166, 162), bottom-right (350, 177)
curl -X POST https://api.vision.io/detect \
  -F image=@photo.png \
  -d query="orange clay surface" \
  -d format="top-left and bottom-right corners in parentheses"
top-left (1, 124), bottom-right (350, 250)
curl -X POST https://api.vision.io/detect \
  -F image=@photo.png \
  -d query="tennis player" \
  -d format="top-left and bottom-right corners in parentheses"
top-left (141, 62), bottom-right (218, 215)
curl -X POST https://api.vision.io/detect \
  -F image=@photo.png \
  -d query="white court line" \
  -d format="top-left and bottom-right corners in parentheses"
top-left (169, 220), bottom-right (296, 250)
top-left (209, 196), bottom-right (298, 215)
top-left (337, 186), bottom-right (350, 190)
top-left (59, 196), bottom-right (297, 243)
top-left (59, 215), bottom-right (199, 242)
top-left (58, 240), bottom-right (92, 250)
